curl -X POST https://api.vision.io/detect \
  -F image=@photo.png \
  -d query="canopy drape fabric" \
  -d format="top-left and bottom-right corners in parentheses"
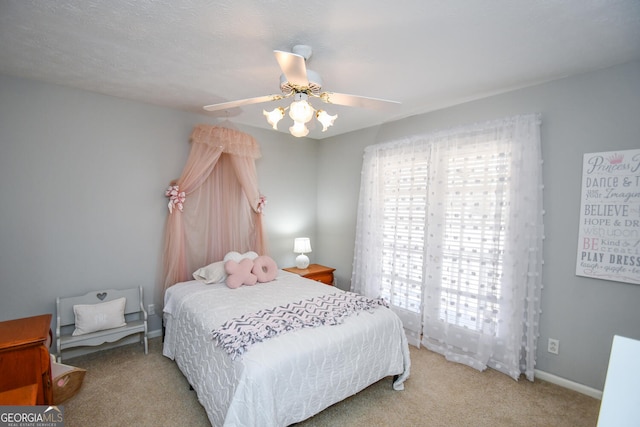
top-left (352, 114), bottom-right (544, 381)
top-left (162, 124), bottom-right (267, 294)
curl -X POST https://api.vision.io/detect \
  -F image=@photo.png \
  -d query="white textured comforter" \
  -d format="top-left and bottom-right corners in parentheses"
top-left (163, 270), bottom-right (410, 427)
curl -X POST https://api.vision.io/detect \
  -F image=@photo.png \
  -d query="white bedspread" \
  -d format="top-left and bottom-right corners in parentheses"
top-left (163, 270), bottom-right (410, 427)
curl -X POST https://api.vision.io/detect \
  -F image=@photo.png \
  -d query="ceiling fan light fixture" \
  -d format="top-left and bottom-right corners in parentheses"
top-left (263, 107), bottom-right (285, 129)
top-left (205, 45), bottom-right (400, 139)
top-left (289, 121), bottom-right (309, 138)
top-left (316, 110), bottom-right (338, 132)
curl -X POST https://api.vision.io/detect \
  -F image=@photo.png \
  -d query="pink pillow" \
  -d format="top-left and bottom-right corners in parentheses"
top-left (252, 256), bottom-right (278, 283)
top-left (224, 258), bottom-right (258, 289)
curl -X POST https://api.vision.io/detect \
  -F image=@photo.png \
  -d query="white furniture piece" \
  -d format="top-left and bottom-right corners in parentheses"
top-left (163, 270), bottom-right (410, 427)
top-left (597, 335), bottom-right (640, 427)
top-left (56, 286), bottom-right (148, 362)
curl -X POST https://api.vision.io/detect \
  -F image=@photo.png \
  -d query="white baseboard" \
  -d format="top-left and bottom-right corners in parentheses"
top-left (535, 369), bottom-right (603, 400)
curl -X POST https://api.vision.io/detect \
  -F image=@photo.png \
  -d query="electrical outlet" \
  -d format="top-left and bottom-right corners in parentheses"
top-left (548, 338), bottom-right (559, 355)
top-left (148, 304), bottom-right (155, 316)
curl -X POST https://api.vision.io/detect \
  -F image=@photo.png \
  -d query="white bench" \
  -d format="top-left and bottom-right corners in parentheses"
top-left (56, 287), bottom-right (148, 362)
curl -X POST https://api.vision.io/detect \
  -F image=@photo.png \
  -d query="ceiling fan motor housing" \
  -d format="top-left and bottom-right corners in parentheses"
top-left (280, 70), bottom-right (323, 95)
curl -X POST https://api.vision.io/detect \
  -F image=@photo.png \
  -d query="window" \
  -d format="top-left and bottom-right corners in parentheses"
top-left (380, 155), bottom-right (428, 314)
top-left (352, 114), bottom-right (543, 380)
top-left (438, 149), bottom-right (508, 333)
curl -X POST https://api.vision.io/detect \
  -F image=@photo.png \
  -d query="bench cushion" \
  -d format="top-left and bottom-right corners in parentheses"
top-left (72, 297), bottom-right (126, 336)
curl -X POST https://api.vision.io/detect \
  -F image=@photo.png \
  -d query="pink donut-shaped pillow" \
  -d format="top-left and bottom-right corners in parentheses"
top-left (251, 256), bottom-right (278, 283)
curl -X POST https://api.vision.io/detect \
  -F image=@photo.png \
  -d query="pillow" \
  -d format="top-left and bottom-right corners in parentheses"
top-left (224, 258), bottom-right (258, 289)
top-left (223, 251), bottom-right (259, 263)
top-left (252, 256), bottom-right (278, 283)
top-left (193, 261), bottom-right (227, 284)
top-left (72, 297), bottom-right (126, 336)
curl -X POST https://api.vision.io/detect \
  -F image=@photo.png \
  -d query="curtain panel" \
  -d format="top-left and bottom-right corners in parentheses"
top-left (162, 124), bottom-right (267, 294)
top-left (351, 114), bottom-right (544, 381)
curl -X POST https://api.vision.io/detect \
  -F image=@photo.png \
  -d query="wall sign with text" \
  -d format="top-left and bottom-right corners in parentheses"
top-left (576, 148), bottom-right (640, 285)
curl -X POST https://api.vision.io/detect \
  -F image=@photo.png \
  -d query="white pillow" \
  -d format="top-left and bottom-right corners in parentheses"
top-left (193, 261), bottom-right (227, 284)
top-left (72, 297), bottom-right (127, 336)
top-left (223, 251), bottom-right (259, 262)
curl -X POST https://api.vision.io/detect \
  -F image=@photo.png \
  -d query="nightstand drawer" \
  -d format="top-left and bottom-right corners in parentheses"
top-left (306, 272), bottom-right (333, 285)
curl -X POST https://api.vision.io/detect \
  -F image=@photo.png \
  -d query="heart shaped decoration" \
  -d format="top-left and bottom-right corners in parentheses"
top-left (97, 292), bottom-right (107, 301)
top-left (223, 251), bottom-right (259, 263)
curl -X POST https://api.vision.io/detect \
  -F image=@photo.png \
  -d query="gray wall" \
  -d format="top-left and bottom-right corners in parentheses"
top-left (0, 74), bottom-right (317, 334)
top-left (316, 60), bottom-right (640, 391)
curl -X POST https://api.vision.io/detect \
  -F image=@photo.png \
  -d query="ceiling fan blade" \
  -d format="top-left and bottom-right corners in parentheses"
top-left (319, 92), bottom-right (401, 110)
top-left (203, 94), bottom-right (284, 112)
top-left (274, 50), bottom-right (309, 87)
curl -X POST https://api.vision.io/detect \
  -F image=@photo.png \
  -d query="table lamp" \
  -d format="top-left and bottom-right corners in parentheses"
top-left (294, 237), bottom-right (312, 269)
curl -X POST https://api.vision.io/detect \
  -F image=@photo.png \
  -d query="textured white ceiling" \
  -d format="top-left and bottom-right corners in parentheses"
top-left (1, 0), bottom-right (639, 139)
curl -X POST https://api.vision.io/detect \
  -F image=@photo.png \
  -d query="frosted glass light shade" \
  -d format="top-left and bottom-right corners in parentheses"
top-left (316, 110), bottom-right (338, 131)
top-left (289, 99), bottom-right (314, 123)
top-left (289, 121), bottom-right (309, 138)
top-left (263, 107), bottom-right (285, 129)
top-left (294, 237), bottom-right (312, 269)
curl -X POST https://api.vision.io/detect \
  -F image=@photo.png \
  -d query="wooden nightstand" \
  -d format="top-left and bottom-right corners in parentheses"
top-left (283, 264), bottom-right (336, 286)
top-left (0, 314), bottom-right (53, 405)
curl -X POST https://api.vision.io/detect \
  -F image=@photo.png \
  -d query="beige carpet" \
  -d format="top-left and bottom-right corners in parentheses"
top-left (62, 337), bottom-right (600, 426)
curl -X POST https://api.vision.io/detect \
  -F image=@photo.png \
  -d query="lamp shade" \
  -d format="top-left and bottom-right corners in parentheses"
top-left (294, 237), bottom-right (312, 254)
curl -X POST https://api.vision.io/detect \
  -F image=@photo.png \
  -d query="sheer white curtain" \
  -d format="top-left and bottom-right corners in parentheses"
top-left (351, 114), bottom-right (544, 380)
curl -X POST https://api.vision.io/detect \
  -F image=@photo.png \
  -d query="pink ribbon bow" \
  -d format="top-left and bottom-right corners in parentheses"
top-left (165, 185), bottom-right (185, 213)
top-left (257, 194), bottom-right (267, 213)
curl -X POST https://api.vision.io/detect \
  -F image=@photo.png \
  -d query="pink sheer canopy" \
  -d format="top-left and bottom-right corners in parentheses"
top-left (162, 124), bottom-right (267, 293)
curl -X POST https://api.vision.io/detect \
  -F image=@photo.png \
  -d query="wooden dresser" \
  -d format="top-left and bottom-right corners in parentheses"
top-left (283, 264), bottom-right (336, 286)
top-left (0, 314), bottom-right (53, 405)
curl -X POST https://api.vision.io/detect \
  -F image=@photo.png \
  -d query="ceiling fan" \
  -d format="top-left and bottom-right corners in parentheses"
top-left (203, 45), bottom-right (400, 137)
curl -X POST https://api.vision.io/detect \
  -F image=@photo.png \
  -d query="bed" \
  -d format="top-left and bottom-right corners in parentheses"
top-left (162, 269), bottom-right (410, 427)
